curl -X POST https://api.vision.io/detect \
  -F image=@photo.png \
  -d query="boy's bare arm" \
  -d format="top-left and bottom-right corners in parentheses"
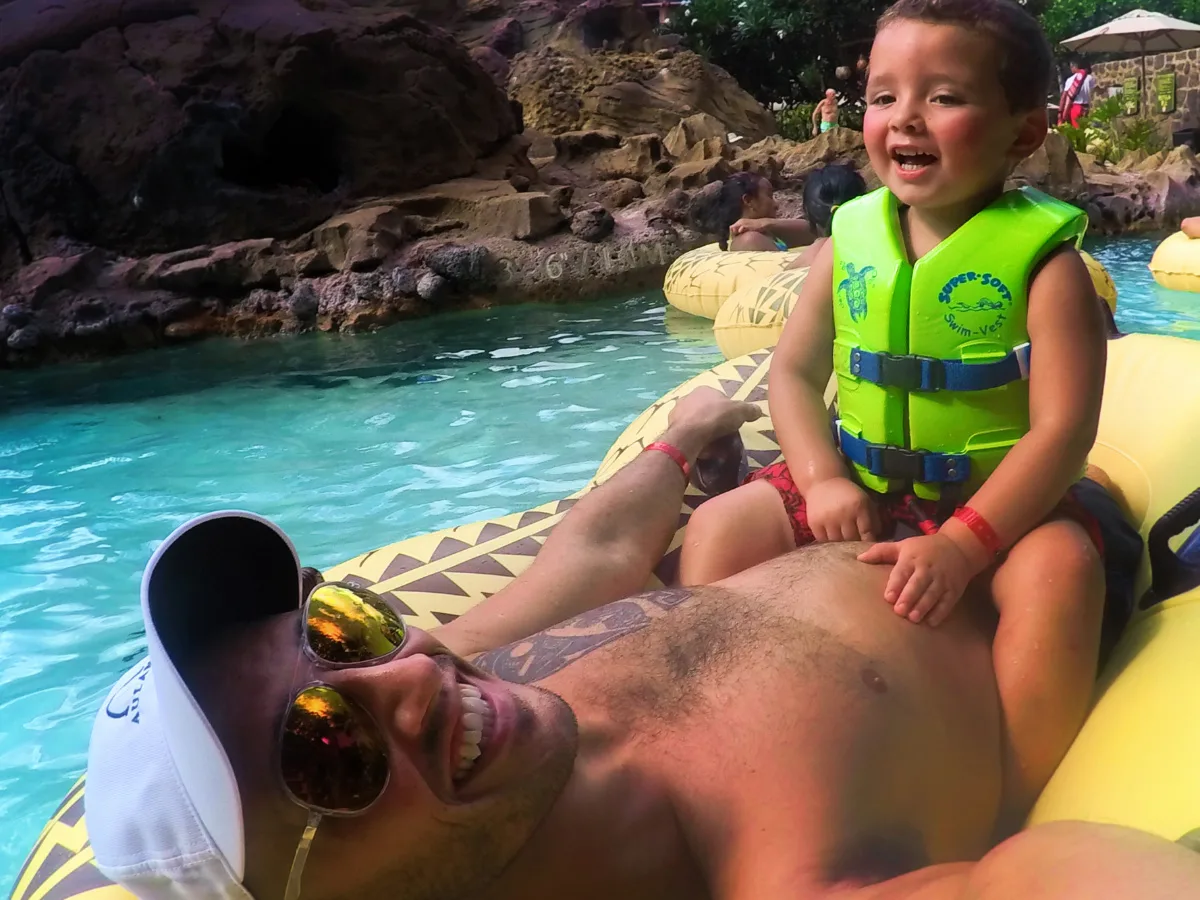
top-left (769, 240), bottom-right (879, 541)
top-left (941, 246), bottom-right (1106, 557)
top-left (769, 239), bottom-right (845, 490)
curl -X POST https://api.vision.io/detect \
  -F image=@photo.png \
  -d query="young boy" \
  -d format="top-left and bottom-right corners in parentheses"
top-left (680, 0), bottom-right (1116, 825)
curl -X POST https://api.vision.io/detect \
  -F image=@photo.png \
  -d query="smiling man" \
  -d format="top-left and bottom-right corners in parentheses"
top-left (85, 383), bottom-right (1199, 900)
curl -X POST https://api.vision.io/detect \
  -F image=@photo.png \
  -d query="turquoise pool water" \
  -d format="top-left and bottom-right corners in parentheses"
top-left (0, 235), bottom-right (1195, 892)
top-left (1093, 235), bottom-right (1200, 339)
top-left (0, 294), bottom-right (723, 892)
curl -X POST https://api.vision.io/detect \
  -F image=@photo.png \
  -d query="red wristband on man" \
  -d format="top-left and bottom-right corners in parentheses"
top-left (952, 506), bottom-right (1003, 558)
top-left (644, 441), bottom-right (691, 481)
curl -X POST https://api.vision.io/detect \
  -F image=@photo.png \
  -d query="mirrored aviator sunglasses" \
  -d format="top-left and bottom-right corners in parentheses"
top-left (278, 582), bottom-right (408, 900)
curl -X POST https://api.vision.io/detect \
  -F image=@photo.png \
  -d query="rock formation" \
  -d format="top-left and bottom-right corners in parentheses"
top-left (0, 0), bottom-right (785, 367)
top-left (1007, 135), bottom-right (1200, 236)
top-left (446, 0), bottom-right (776, 142)
top-left (3, 0), bottom-right (1189, 370)
top-left (508, 45), bottom-right (777, 142)
top-left (0, 0), bottom-right (522, 261)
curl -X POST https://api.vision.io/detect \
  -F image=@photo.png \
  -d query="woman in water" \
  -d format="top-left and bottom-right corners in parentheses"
top-left (692, 168), bottom-right (868, 256)
top-left (690, 173), bottom-right (815, 251)
top-left (784, 164), bottom-right (867, 268)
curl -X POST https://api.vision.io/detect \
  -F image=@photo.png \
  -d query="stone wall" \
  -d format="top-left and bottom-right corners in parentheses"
top-left (1092, 49), bottom-right (1200, 129)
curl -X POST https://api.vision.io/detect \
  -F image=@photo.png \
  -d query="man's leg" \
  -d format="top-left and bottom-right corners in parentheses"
top-left (989, 518), bottom-right (1104, 826)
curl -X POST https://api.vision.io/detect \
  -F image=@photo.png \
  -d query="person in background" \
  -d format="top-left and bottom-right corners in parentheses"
top-left (1060, 60), bottom-right (1095, 127)
top-left (813, 88), bottom-right (841, 134)
top-left (1079, 63), bottom-right (1098, 121)
top-left (691, 173), bottom-right (816, 251)
top-left (786, 165), bottom-right (869, 269)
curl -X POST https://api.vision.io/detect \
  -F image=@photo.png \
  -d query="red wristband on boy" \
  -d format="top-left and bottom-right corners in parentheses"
top-left (644, 441), bottom-right (691, 481)
top-left (952, 506), bottom-right (1003, 558)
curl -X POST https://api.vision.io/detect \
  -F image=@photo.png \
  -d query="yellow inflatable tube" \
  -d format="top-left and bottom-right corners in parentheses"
top-left (713, 267), bottom-right (809, 360)
top-left (662, 243), bottom-right (802, 319)
top-left (706, 250), bottom-right (1114, 362)
top-left (1149, 231), bottom-right (1200, 293)
top-left (1029, 332), bottom-right (1200, 839)
top-left (13, 335), bottom-right (1200, 900)
top-left (1082, 250), bottom-right (1118, 315)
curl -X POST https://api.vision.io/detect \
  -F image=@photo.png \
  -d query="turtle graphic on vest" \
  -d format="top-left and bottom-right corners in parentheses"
top-left (837, 263), bottom-right (876, 322)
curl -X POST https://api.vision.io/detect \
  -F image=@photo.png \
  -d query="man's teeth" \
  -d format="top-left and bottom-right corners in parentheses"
top-left (455, 683), bottom-right (493, 780)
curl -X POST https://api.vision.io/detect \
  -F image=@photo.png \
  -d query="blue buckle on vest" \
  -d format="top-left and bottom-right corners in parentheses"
top-left (848, 343), bottom-right (1031, 392)
top-left (837, 425), bottom-right (971, 483)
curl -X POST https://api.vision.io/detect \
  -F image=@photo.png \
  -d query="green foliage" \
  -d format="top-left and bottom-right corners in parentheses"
top-left (675, 0), bottom-right (887, 106)
top-left (1054, 122), bottom-right (1091, 153)
top-left (840, 102), bottom-right (866, 132)
top-left (775, 100), bottom-right (864, 141)
top-left (1089, 95), bottom-right (1125, 125)
top-left (777, 104), bottom-right (817, 141)
top-left (1055, 96), bottom-right (1167, 162)
top-left (1039, 0), bottom-right (1200, 48)
top-left (1120, 117), bottom-right (1168, 155)
top-left (673, 0), bottom-right (1200, 132)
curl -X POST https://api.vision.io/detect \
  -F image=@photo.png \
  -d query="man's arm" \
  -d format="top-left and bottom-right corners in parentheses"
top-left (432, 388), bottom-right (761, 657)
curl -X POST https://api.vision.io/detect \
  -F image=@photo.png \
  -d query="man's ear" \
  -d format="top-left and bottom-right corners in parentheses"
top-left (1010, 107), bottom-right (1049, 163)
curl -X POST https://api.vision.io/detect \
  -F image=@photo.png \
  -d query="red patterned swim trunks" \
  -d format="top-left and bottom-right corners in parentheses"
top-left (746, 460), bottom-right (1104, 554)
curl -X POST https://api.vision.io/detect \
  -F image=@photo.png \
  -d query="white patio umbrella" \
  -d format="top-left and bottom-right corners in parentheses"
top-left (1062, 9), bottom-right (1200, 115)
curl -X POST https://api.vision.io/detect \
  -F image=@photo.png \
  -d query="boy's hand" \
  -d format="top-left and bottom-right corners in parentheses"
top-left (857, 533), bottom-right (988, 626)
top-left (729, 218), bottom-right (766, 236)
top-left (804, 477), bottom-right (880, 542)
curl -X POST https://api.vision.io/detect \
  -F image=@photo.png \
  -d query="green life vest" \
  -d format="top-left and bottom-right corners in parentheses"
top-left (830, 186), bottom-right (1087, 500)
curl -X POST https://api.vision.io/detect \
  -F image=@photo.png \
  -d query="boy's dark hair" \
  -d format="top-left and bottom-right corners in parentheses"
top-left (803, 165), bottom-right (868, 237)
top-left (689, 172), bottom-right (769, 250)
top-left (878, 0), bottom-right (1053, 112)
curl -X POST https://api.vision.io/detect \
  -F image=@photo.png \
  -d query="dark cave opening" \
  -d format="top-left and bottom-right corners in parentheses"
top-left (219, 106), bottom-right (341, 193)
top-left (579, 7), bottom-right (630, 50)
